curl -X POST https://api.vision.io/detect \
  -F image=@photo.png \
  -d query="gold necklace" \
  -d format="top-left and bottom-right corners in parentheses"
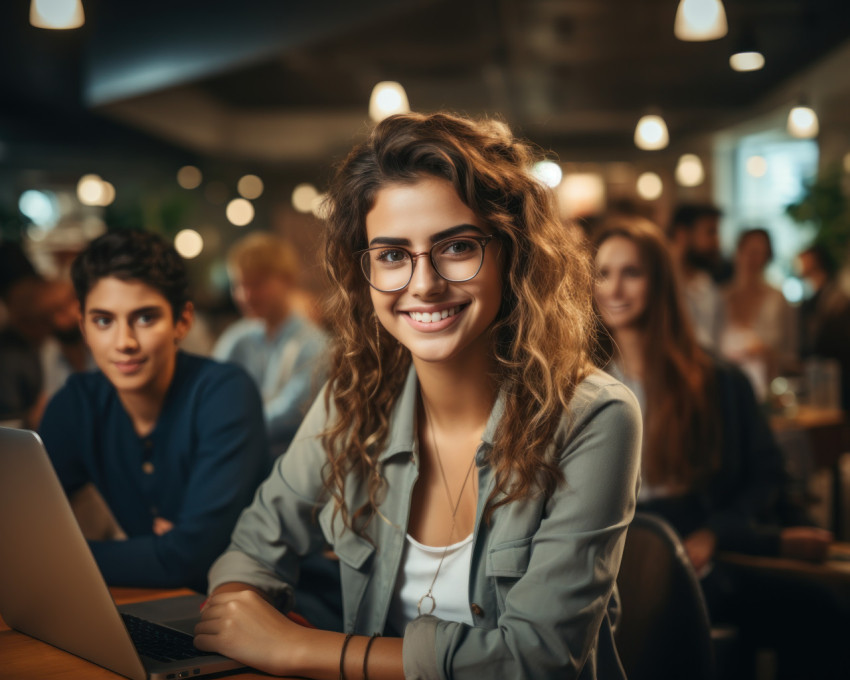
top-left (417, 400), bottom-right (477, 617)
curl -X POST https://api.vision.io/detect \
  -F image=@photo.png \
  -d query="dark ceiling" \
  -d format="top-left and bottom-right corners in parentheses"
top-left (2, 0), bottom-right (850, 175)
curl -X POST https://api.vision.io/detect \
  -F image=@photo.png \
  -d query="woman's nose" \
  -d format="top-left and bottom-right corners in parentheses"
top-left (407, 252), bottom-right (446, 296)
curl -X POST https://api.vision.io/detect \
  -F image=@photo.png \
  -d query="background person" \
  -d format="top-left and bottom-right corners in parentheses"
top-left (39, 277), bottom-right (96, 401)
top-left (797, 243), bottom-right (850, 408)
top-left (667, 203), bottom-right (726, 349)
top-left (194, 112), bottom-right (642, 680)
top-left (0, 255), bottom-right (53, 428)
top-left (719, 228), bottom-right (798, 401)
top-left (592, 215), bottom-right (841, 679)
top-left (39, 230), bottom-right (269, 592)
top-left (214, 232), bottom-right (329, 457)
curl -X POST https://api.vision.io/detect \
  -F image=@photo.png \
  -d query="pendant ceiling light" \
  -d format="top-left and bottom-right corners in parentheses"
top-left (675, 154), bottom-right (705, 187)
top-left (369, 82), bottom-right (410, 123)
top-left (729, 25), bottom-right (765, 72)
top-left (674, 0), bottom-right (728, 42)
top-left (787, 105), bottom-right (819, 139)
top-left (634, 114), bottom-right (669, 151)
top-left (30, 0), bottom-right (85, 29)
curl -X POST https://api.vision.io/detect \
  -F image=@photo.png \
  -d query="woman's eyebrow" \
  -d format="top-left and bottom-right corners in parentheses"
top-left (430, 223), bottom-right (484, 242)
top-left (368, 223), bottom-right (483, 247)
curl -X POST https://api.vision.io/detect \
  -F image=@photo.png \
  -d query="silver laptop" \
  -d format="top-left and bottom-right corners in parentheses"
top-left (0, 426), bottom-right (246, 680)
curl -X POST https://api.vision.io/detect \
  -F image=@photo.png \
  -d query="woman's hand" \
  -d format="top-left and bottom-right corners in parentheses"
top-left (194, 589), bottom-right (306, 676)
top-left (683, 528), bottom-right (717, 573)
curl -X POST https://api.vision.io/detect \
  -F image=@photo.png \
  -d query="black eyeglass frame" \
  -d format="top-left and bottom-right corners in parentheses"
top-left (354, 234), bottom-right (496, 293)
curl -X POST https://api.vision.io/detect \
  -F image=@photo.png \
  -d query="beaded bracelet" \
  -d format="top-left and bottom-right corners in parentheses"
top-left (339, 632), bottom-right (354, 680)
top-left (362, 633), bottom-right (381, 680)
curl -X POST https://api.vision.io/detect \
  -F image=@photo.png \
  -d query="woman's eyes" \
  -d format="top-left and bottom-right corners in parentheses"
top-left (92, 316), bottom-right (112, 328)
top-left (441, 239), bottom-right (474, 256)
top-left (375, 248), bottom-right (408, 264)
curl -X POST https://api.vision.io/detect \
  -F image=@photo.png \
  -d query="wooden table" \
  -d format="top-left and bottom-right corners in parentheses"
top-left (0, 587), bottom-right (270, 679)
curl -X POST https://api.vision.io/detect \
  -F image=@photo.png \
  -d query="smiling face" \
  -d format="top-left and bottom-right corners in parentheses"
top-left (82, 277), bottom-right (192, 403)
top-left (594, 235), bottom-right (650, 332)
top-left (364, 176), bottom-right (503, 368)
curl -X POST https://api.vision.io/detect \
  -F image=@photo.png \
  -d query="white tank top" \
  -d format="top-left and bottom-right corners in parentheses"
top-left (386, 532), bottom-right (474, 633)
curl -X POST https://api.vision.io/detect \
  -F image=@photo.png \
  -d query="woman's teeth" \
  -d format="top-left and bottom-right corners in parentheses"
top-left (409, 306), bottom-right (461, 323)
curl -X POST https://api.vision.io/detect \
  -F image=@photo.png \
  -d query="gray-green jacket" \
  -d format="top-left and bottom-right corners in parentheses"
top-left (208, 367), bottom-right (641, 679)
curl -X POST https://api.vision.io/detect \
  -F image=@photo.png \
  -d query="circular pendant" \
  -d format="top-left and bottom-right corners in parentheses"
top-left (417, 593), bottom-right (436, 616)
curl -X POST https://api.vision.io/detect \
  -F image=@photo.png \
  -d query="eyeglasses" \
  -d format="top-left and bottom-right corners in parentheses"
top-left (355, 234), bottom-right (495, 293)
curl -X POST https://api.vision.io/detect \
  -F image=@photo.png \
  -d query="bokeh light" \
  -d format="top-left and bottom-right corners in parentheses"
top-left (636, 172), bottom-right (663, 200)
top-left (174, 229), bottom-right (204, 259)
top-left (237, 174), bottom-right (264, 200)
top-left (226, 198), bottom-right (254, 226)
top-left (177, 165), bottom-right (203, 190)
top-left (292, 183), bottom-right (319, 213)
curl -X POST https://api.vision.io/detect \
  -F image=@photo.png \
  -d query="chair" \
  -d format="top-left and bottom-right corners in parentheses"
top-left (615, 512), bottom-right (715, 680)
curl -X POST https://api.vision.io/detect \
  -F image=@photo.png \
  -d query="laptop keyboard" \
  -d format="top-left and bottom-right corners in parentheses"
top-left (121, 613), bottom-right (216, 663)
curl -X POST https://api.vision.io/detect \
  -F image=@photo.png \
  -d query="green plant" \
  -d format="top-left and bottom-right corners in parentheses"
top-left (786, 166), bottom-right (850, 268)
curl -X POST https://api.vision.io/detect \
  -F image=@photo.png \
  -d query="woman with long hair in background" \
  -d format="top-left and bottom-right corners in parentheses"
top-left (592, 215), bottom-right (839, 679)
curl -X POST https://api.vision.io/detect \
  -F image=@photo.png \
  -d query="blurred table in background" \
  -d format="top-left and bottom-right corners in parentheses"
top-left (770, 406), bottom-right (850, 539)
top-left (718, 542), bottom-right (850, 605)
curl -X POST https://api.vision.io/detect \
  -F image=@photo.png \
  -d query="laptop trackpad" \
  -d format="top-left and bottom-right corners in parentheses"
top-left (118, 594), bottom-right (206, 635)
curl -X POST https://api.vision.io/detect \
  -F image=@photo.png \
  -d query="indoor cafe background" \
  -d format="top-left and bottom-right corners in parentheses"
top-left (2, 0), bottom-right (850, 526)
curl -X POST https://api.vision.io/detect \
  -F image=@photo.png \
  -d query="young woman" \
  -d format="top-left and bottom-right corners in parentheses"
top-left (592, 215), bottom-right (840, 677)
top-left (194, 113), bottom-right (641, 680)
top-left (719, 228), bottom-right (798, 400)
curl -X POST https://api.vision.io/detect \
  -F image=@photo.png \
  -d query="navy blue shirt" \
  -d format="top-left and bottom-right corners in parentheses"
top-left (39, 351), bottom-right (269, 592)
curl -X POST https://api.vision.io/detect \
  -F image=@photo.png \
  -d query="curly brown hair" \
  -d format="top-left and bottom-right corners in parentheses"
top-left (321, 112), bottom-right (596, 535)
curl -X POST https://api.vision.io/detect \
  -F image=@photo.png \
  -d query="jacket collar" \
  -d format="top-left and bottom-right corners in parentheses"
top-left (378, 365), bottom-right (503, 466)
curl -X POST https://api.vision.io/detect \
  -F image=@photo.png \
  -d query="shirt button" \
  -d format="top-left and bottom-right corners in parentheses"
top-left (470, 603), bottom-right (484, 617)
top-left (142, 461), bottom-right (155, 474)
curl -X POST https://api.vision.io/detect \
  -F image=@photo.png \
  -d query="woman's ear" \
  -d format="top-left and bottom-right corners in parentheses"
top-left (174, 302), bottom-right (195, 344)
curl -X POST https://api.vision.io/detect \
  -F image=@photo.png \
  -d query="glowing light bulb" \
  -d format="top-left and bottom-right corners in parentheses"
top-left (787, 106), bottom-right (819, 139)
top-left (369, 82), bottom-right (410, 122)
top-left (30, 0), bottom-right (84, 29)
top-left (77, 174), bottom-right (105, 206)
top-left (226, 198), bottom-right (254, 227)
top-left (292, 183), bottom-right (319, 213)
top-left (730, 51), bottom-right (765, 72)
top-left (675, 154), bottom-right (705, 187)
top-left (174, 229), bottom-right (204, 259)
top-left (674, 0), bottom-right (728, 41)
top-left (634, 115), bottom-right (669, 150)
top-left (636, 172), bottom-right (663, 200)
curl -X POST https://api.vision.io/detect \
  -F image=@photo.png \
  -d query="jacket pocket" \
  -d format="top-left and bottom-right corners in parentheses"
top-left (486, 536), bottom-right (533, 613)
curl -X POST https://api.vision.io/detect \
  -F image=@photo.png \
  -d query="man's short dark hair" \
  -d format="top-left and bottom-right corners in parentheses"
top-left (71, 230), bottom-right (190, 320)
top-left (669, 204), bottom-right (722, 235)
